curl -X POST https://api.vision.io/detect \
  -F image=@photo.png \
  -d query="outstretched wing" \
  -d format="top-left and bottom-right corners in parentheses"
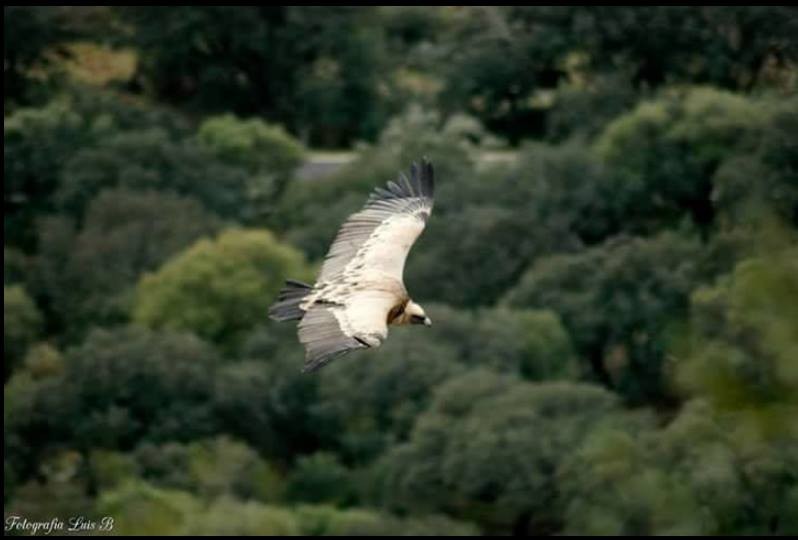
top-left (298, 289), bottom-right (400, 372)
top-left (297, 305), bottom-right (366, 373)
top-left (315, 158), bottom-right (435, 285)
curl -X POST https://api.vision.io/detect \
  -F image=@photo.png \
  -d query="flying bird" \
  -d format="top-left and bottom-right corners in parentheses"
top-left (269, 158), bottom-right (435, 372)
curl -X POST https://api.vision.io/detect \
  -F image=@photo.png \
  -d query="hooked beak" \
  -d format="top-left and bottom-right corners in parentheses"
top-left (423, 317), bottom-right (432, 327)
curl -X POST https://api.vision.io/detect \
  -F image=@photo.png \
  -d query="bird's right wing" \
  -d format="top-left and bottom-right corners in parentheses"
top-left (315, 159), bottom-right (435, 286)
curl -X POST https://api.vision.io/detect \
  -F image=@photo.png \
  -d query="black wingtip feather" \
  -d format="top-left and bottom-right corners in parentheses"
top-left (387, 180), bottom-right (404, 196)
top-left (367, 159), bottom-right (434, 205)
top-left (398, 172), bottom-right (414, 196)
top-left (420, 157), bottom-right (434, 198)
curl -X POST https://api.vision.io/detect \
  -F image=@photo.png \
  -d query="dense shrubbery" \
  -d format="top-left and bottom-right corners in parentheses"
top-left (134, 229), bottom-right (311, 350)
top-left (4, 6), bottom-right (797, 536)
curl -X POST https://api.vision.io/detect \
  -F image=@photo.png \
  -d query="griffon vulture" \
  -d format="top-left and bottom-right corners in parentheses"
top-left (269, 159), bottom-right (435, 372)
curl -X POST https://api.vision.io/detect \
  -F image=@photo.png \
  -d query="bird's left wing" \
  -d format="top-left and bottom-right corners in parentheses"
top-left (298, 289), bottom-right (400, 372)
top-left (297, 305), bottom-right (366, 373)
top-left (315, 158), bottom-right (435, 286)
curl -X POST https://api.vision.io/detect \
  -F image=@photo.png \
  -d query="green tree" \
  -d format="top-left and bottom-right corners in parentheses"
top-left (4, 90), bottom-right (196, 250)
top-left (213, 358), bottom-right (332, 463)
top-left (124, 7), bottom-right (396, 146)
top-left (134, 437), bottom-right (283, 503)
top-left (440, 7), bottom-right (795, 142)
top-left (559, 399), bottom-right (798, 535)
top-left (713, 96), bottom-right (798, 230)
top-left (134, 229), bottom-right (310, 350)
top-left (376, 371), bottom-right (621, 534)
top-left (57, 128), bottom-right (251, 221)
top-left (97, 483), bottom-right (478, 536)
top-left (676, 248), bottom-right (798, 434)
top-left (97, 481), bottom-right (206, 536)
top-left (558, 245), bottom-right (798, 535)
top-left (241, 304), bottom-right (574, 466)
top-left (5, 96), bottom-right (186, 253)
top-left (316, 332), bottom-right (464, 463)
top-left (505, 232), bottom-right (717, 403)
top-left (438, 7), bottom-right (572, 143)
top-left (197, 114), bottom-right (305, 221)
top-left (285, 452), bottom-right (355, 505)
top-left (594, 87), bottom-right (767, 234)
top-left (423, 304), bottom-right (578, 380)
top-left (294, 504), bottom-right (478, 536)
top-left (4, 7), bottom-right (76, 106)
top-left (32, 189), bottom-right (221, 340)
top-left (182, 497), bottom-right (300, 536)
top-left (4, 285), bottom-right (42, 379)
top-left (22, 343), bottom-right (64, 380)
top-left (575, 7), bottom-right (797, 91)
top-left (559, 403), bottom-right (719, 535)
top-left (544, 73), bottom-right (638, 142)
top-left (4, 327), bottom-right (219, 484)
top-left (4, 101), bottom-right (89, 248)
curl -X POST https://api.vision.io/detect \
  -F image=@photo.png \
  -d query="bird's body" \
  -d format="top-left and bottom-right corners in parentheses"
top-left (269, 159), bottom-right (435, 372)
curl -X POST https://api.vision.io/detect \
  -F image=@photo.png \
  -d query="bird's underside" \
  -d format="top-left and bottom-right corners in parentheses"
top-left (269, 159), bottom-right (435, 372)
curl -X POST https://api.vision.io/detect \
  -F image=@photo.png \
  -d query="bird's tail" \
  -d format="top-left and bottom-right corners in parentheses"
top-left (269, 279), bottom-right (312, 322)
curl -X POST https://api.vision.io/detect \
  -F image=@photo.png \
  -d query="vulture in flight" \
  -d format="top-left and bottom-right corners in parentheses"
top-left (269, 159), bottom-right (435, 372)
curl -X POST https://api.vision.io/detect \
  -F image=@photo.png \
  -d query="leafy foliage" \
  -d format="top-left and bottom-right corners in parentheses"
top-left (505, 232), bottom-right (719, 403)
top-left (4, 7), bottom-right (79, 106)
top-left (375, 372), bottom-right (622, 534)
top-left (4, 327), bottom-right (219, 483)
top-left (3, 285), bottom-right (42, 379)
top-left (31, 189), bottom-right (221, 340)
top-left (559, 399), bottom-right (798, 535)
top-left (57, 128), bottom-right (251, 221)
top-left (4, 6), bottom-right (797, 536)
top-left (197, 114), bottom-right (305, 221)
top-left (134, 229), bottom-right (310, 350)
top-left (595, 87), bottom-right (767, 233)
top-left (676, 248), bottom-right (798, 433)
top-left (123, 7), bottom-right (399, 147)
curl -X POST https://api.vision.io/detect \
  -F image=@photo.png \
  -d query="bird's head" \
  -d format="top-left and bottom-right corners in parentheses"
top-left (401, 300), bottom-right (431, 327)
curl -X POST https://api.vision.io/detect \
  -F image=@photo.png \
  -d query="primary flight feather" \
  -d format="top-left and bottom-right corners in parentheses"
top-left (269, 158), bottom-right (435, 372)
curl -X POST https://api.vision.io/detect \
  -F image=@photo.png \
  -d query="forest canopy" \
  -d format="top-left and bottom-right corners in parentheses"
top-left (4, 6), bottom-right (797, 536)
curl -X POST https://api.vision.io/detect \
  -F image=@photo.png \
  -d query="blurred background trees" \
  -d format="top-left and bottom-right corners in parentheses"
top-left (3, 6), bottom-right (797, 536)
